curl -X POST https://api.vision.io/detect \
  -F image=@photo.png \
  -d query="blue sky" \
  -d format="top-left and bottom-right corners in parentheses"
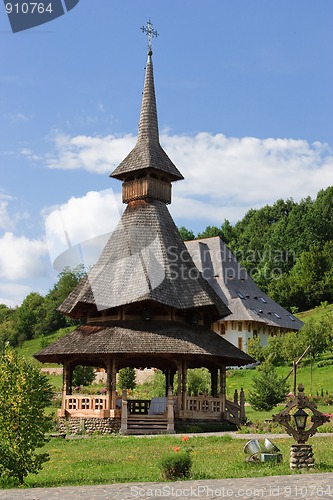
top-left (1, 0), bottom-right (333, 306)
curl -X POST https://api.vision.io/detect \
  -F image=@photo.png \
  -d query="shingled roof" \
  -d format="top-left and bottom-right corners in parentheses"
top-left (59, 200), bottom-right (230, 319)
top-left (185, 236), bottom-right (303, 331)
top-left (111, 51), bottom-right (183, 182)
top-left (34, 320), bottom-right (254, 367)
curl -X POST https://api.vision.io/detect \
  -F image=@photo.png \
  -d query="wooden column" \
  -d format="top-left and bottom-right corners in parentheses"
top-left (167, 386), bottom-right (175, 433)
top-left (61, 361), bottom-right (71, 417)
top-left (177, 362), bottom-right (182, 414)
top-left (120, 388), bottom-right (128, 434)
top-left (68, 365), bottom-right (73, 395)
top-left (165, 369), bottom-right (176, 396)
top-left (240, 388), bottom-right (245, 423)
top-left (210, 368), bottom-right (218, 397)
top-left (164, 370), bottom-right (169, 397)
top-left (181, 360), bottom-right (187, 414)
top-left (219, 365), bottom-right (226, 413)
top-left (111, 358), bottom-right (117, 410)
top-left (170, 369), bottom-right (176, 392)
top-left (106, 359), bottom-right (112, 412)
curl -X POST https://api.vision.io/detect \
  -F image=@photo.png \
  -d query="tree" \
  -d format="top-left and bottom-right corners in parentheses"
top-left (280, 331), bottom-right (307, 364)
top-left (246, 337), bottom-right (266, 363)
top-left (178, 226), bottom-right (195, 241)
top-left (0, 346), bottom-right (53, 484)
top-left (187, 368), bottom-right (210, 396)
top-left (301, 316), bottom-right (332, 359)
top-left (197, 225), bottom-right (223, 239)
top-left (248, 361), bottom-right (289, 411)
top-left (118, 367), bottom-right (136, 390)
top-left (72, 365), bottom-right (95, 387)
top-left (14, 292), bottom-right (45, 342)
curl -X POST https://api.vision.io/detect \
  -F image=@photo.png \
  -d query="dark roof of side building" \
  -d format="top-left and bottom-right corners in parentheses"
top-left (185, 236), bottom-right (303, 331)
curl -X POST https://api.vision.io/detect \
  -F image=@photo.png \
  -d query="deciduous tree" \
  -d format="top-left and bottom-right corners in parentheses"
top-left (0, 346), bottom-right (53, 484)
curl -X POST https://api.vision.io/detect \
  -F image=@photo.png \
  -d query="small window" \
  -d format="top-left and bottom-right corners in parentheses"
top-left (238, 322), bottom-right (242, 332)
top-left (250, 308), bottom-right (259, 315)
top-left (236, 290), bottom-right (245, 299)
top-left (274, 313), bottom-right (281, 319)
top-left (253, 330), bottom-right (258, 338)
top-left (219, 323), bottom-right (226, 335)
top-left (238, 337), bottom-right (243, 350)
top-left (288, 315), bottom-right (296, 321)
top-left (260, 297), bottom-right (267, 303)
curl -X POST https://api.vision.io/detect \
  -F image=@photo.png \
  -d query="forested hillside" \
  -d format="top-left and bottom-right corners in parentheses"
top-left (179, 186), bottom-right (333, 312)
top-left (0, 187), bottom-right (332, 349)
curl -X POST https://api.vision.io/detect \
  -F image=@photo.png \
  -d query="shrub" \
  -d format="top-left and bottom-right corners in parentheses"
top-left (159, 450), bottom-right (192, 480)
top-left (248, 361), bottom-right (289, 411)
top-left (158, 437), bottom-right (192, 480)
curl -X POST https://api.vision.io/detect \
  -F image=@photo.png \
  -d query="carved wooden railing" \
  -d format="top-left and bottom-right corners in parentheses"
top-left (127, 399), bottom-right (151, 414)
top-left (225, 388), bottom-right (245, 426)
top-left (59, 394), bottom-right (109, 417)
top-left (185, 396), bottom-right (223, 414)
top-left (64, 394), bottom-right (107, 411)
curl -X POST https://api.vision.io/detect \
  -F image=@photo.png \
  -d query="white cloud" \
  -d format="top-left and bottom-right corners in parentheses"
top-left (0, 283), bottom-right (32, 308)
top-left (9, 112), bottom-right (31, 123)
top-left (0, 195), bottom-right (30, 231)
top-left (0, 200), bottom-right (12, 230)
top-left (41, 131), bottom-right (333, 224)
top-left (45, 132), bottom-right (136, 174)
top-left (44, 189), bottom-right (122, 271)
top-left (0, 232), bottom-right (47, 280)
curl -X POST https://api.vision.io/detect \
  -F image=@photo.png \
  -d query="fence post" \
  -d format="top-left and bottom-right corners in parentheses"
top-left (240, 387), bottom-right (245, 423)
top-left (120, 388), bottom-right (128, 434)
top-left (167, 386), bottom-right (175, 433)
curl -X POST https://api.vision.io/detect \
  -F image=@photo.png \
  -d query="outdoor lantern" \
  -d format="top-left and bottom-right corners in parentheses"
top-left (293, 408), bottom-right (308, 431)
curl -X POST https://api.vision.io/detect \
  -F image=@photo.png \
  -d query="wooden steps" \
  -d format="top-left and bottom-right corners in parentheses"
top-left (125, 414), bottom-right (168, 435)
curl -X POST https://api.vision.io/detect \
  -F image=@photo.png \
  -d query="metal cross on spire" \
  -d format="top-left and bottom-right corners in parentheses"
top-left (141, 19), bottom-right (159, 52)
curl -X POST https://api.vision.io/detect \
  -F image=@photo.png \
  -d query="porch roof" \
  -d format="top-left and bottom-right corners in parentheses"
top-left (34, 320), bottom-right (254, 368)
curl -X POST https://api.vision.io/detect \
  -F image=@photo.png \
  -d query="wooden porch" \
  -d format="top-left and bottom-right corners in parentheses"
top-left (59, 389), bottom-right (245, 433)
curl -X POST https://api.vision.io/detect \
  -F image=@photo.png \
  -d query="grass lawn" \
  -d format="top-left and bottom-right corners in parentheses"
top-left (20, 434), bottom-right (333, 489)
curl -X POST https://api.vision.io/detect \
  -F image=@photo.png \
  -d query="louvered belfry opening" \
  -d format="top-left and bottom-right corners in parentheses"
top-left (34, 43), bottom-right (254, 434)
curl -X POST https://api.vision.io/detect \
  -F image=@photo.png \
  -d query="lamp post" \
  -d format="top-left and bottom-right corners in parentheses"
top-left (293, 408), bottom-right (308, 433)
top-left (273, 384), bottom-right (330, 469)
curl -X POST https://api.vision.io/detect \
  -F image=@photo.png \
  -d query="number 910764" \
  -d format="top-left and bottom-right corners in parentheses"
top-left (5, 2), bottom-right (53, 14)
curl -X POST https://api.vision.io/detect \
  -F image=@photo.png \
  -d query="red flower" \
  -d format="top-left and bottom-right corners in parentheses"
top-left (182, 436), bottom-right (189, 442)
top-left (174, 446), bottom-right (180, 452)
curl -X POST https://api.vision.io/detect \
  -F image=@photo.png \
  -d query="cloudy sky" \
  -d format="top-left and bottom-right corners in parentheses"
top-left (1, 0), bottom-right (333, 307)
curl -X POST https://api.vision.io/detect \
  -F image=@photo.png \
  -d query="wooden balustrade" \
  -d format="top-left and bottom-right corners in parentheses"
top-left (60, 391), bottom-right (245, 427)
top-left (59, 394), bottom-right (116, 418)
top-left (127, 399), bottom-right (151, 414)
top-left (185, 396), bottom-right (223, 414)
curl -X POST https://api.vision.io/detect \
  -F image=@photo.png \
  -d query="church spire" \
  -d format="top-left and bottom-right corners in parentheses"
top-left (137, 49), bottom-right (159, 145)
top-left (111, 21), bottom-right (183, 200)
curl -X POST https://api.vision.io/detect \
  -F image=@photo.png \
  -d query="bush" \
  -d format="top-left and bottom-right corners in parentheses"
top-left (158, 436), bottom-right (193, 480)
top-left (248, 361), bottom-right (289, 411)
top-left (159, 450), bottom-right (192, 480)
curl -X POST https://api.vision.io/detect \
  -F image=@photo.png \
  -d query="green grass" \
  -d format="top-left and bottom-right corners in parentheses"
top-left (226, 360), bottom-right (333, 400)
top-left (296, 302), bottom-right (333, 323)
top-left (17, 434), bottom-right (333, 488)
top-left (16, 326), bottom-right (76, 364)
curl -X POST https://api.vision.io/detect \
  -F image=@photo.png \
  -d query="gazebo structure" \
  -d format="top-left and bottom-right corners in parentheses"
top-left (35, 27), bottom-right (254, 434)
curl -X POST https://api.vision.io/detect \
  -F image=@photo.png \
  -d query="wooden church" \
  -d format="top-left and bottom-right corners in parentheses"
top-left (35, 26), bottom-right (254, 434)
